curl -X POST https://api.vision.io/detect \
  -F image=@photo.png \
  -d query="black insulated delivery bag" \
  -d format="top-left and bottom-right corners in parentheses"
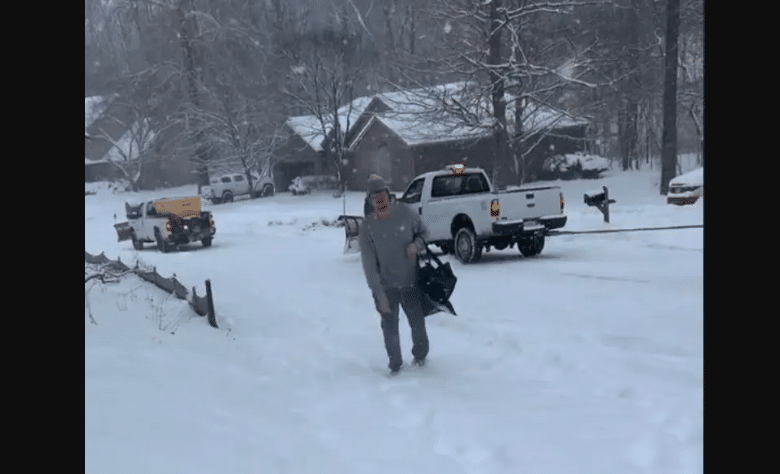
top-left (417, 245), bottom-right (457, 316)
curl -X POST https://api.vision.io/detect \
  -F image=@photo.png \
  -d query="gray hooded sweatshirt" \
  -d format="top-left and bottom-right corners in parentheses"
top-left (359, 200), bottom-right (429, 300)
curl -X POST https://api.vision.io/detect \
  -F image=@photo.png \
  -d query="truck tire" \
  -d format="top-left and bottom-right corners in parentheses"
top-left (131, 232), bottom-right (143, 250)
top-left (201, 237), bottom-right (212, 247)
top-left (155, 229), bottom-right (170, 253)
top-left (262, 184), bottom-right (274, 197)
top-left (222, 191), bottom-right (234, 203)
top-left (454, 227), bottom-right (482, 264)
top-left (518, 235), bottom-right (545, 257)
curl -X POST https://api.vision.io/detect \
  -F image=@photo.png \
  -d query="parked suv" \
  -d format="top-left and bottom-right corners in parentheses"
top-left (201, 171), bottom-right (274, 204)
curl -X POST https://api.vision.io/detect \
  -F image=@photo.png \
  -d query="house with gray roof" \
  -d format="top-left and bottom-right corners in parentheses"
top-left (279, 82), bottom-right (591, 192)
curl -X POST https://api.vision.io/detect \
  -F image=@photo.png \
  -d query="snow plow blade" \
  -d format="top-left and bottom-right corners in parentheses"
top-left (114, 222), bottom-right (132, 242)
top-left (338, 215), bottom-right (363, 254)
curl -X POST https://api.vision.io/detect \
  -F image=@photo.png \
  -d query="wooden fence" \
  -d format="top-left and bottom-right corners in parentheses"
top-left (85, 250), bottom-right (218, 328)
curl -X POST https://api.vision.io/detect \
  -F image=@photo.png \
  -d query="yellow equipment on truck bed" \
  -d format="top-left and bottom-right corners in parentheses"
top-left (152, 196), bottom-right (202, 218)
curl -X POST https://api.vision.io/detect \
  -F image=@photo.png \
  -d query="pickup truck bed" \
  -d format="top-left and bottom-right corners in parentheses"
top-left (492, 185), bottom-right (567, 236)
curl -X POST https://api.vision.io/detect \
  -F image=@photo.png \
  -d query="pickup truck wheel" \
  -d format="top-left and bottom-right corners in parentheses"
top-left (201, 237), bottom-right (212, 247)
top-left (454, 227), bottom-right (482, 264)
top-left (518, 235), bottom-right (545, 257)
top-left (155, 229), bottom-right (170, 253)
top-left (222, 191), bottom-right (233, 203)
top-left (262, 184), bottom-right (274, 197)
top-left (131, 232), bottom-right (144, 250)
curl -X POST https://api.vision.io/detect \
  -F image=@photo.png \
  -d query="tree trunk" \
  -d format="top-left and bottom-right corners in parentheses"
top-left (177, 0), bottom-right (210, 192)
top-left (488, 0), bottom-right (511, 189)
top-left (513, 97), bottom-right (525, 183)
top-left (660, 0), bottom-right (680, 195)
top-left (620, 1), bottom-right (640, 171)
top-left (620, 98), bottom-right (638, 171)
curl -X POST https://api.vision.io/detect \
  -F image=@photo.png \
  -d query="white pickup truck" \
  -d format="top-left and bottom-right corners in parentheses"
top-left (397, 165), bottom-right (567, 263)
top-left (114, 196), bottom-right (216, 252)
top-left (200, 171), bottom-right (275, 204)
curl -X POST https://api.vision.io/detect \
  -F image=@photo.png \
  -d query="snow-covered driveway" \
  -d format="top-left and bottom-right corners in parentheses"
top-left (86, 168), bottom-right (703, 474)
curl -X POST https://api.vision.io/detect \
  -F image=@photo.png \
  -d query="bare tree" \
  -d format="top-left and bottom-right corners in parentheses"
top-left (98, 95), bottom-right (179, 191)
top-left (278, 6), bottom-right (367, 192)
top-left (191, 87), bottom-right (279, 193)
top-left (401, 0), bottom-right (610, 187)
top-left (285, 56), bottom-right (361, 191)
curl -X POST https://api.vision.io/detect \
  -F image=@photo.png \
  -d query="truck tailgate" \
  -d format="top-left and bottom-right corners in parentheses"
top-left (496, 186), bottom-right (562, 221)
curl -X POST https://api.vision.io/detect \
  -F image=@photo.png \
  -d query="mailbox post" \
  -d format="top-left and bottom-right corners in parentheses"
top-left (583, 186), bottom-right (617, 223)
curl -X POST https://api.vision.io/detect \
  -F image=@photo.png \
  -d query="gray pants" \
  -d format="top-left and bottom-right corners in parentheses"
top-left (375, 287), bottom-right (429, 370)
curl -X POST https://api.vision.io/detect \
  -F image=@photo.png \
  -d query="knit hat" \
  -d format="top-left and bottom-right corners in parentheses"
top-left (366, 174), bottom-right (389, 196)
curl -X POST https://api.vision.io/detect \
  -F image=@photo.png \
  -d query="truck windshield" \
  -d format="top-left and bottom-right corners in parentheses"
top-left (401, 178), bottom-right (425, 203)
top-left (125, 202), bottom-right (142, 219)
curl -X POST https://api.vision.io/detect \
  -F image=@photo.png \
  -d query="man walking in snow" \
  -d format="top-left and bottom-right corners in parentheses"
top-left (359, 174), bottom-right (430, 374)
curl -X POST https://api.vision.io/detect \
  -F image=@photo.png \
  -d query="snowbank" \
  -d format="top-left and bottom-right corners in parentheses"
top-left (542, 152), bottom-right (612, 180)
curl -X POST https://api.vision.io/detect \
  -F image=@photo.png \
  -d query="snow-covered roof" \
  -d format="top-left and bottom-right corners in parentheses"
top-left (285, 82), bottom-right (590, 151)
top-left (86, 94), bottom-right (129, 165)
top-left (85, 97), bottom-right (149, 165)
top-left (285, 95), bottom-right (375, 152)
top-left (86, 157), bottom-right (109, 165)
top-left (85, 94), bottom-right (117, 130)
top-left (86, 126), bottom-right (137, 165)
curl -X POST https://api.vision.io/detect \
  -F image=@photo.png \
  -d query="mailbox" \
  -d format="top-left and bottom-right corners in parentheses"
top-left (584, 190), bottom-right (607, 207)
top-left (583, 186), bottom-right (616, 223)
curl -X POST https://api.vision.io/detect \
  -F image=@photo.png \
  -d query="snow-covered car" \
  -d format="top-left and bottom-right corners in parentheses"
top-left (300, 175), bottom-right (340, 190)
top-left (667, 167), bottom-right (703, 205)
top-left (201, 171), bottom-right (274, 204)
top-left (288, 176), bottom-right (312, 195)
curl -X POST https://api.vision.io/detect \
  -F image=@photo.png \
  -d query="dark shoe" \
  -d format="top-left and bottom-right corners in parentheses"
top-left (412, 357), bottom-right (425, 367)
top-left (389, 362), bottom-right (402, 374)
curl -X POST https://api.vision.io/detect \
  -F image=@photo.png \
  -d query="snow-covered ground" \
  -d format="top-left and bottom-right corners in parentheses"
top-left (85, 162), bottom-right (703, 474)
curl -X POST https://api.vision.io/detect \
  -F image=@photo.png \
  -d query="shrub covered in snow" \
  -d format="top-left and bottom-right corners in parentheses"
top-left (541, 153), bottom-right (612, 180)
top-left (85, 180), bottom-right (132, 196)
